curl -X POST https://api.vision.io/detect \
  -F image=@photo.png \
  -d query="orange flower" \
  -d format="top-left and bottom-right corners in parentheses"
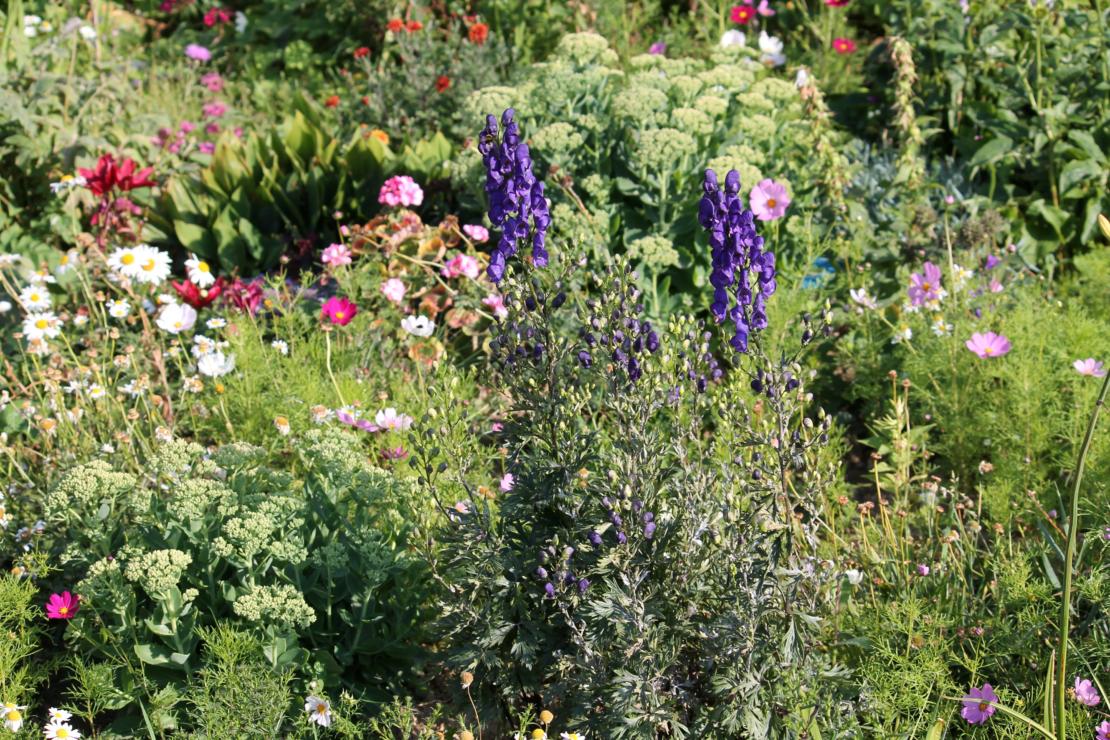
top-left (353, 46), bottom-right (370, 58)
top-left (405, 20), bottom-right (423, 32)
top-left (468, 22), bottom-right (489, 45)
top-left (386, 18), bottom-right (403, 32)
top-left (369, 129), bottom-right (390, 145)
top-left (325, 95), bottom-right (340, 108)
top-left (435, 74), bottom-right (451, 92)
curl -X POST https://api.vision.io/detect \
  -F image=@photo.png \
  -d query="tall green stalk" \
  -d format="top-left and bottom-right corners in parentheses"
top-left (1054, 368), bottom-right (1110, 740)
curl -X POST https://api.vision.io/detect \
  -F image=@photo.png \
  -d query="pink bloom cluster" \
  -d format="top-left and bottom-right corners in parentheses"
top-left (202, 102), bottom-right (227, 119)
top-left (381, 278), bottom-right (407, 303)
top-left (442, 254), bottom-right (480, 279)
top-left (321, 243), bottom-right (352, 266)
top-left (378, 175), bottom-right (424, 207)
top-left (200, 72), bottom-right (224, 91)
top-left (462, 224), bottom-right (489, 242)
top-left (152, 121), bottom-right (195, 152)
top-left (482, 294), bottom-right (508, 318)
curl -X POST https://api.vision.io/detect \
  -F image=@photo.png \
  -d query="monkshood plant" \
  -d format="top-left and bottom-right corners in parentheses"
top-left (407, 115), bottom-right (849, 736)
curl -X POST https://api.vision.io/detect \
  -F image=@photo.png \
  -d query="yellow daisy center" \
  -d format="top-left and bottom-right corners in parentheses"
top-left (197, 261), bottom-right (210, 272)
top-left (61, 175), bottom-right (73, 182)
top-left (35, 319), bottom-right (48, 329)
top-left (61, 254), bottom-right (70, 264)
top-left (6, 710), bottom-right (19, 721)
top-left (30, 293), bottom-right (40, 301)
top-left (121, 254), bottom-right (135, 265)
top-left (142, 259), bottom-right (156, 271)
top-left (767, 198), bottom-right (777, 208)
top-left (317, 704), bottom-right (328, 713)
top-left (57, 730), bottom-right (69, 738)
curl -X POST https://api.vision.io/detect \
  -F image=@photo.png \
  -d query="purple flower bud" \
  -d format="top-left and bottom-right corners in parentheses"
top-left (578, 351), bottom-right (592, 368)
top-left (537, 567), bottom-right (548, 578)
top-left (588, 531), bottom-right (602, 546)
top-left (617, 531), bottom-right (627, 545)
top-left (642, 511), bottom-right (654, 523)
top-left (644, 522), bottom-right (656, 539)
top-left (632, 499), bottom-right (643, 514)
top-left (577, 578), bottom-right (590, 594)
top-left (544, 582), bottom-right (555, 598)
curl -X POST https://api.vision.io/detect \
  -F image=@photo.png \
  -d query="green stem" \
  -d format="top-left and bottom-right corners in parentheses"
top-left (1055, 368), bottom-right (1110, 740)
top-left (325, 332), bottom-right (346, 406)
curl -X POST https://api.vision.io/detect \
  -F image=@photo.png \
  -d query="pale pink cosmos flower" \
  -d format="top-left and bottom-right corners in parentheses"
top-left (442, 254), bottom-right (480, 279)
top-left (491, 422), bottom-right (504, 432)
top-left (321, 243), bottom-right (352, 266)
top-left (463, 224), bottom-right (490, 242)
top-left (1096, 721), bottom-right (1110, 740)
top-left (454, 501), bottom-right (470, 514)
top-left (1074, 358), bottom-right (1107, 378)
top-left (1075, 677), bottom-right (1101, 707)
top-left (754, 0), bottom-right (775, 15)
top-left (989, 278), bottom-right (1003, 293)
top-left (850, 288), bottom-right (877, 311)
top-left (965, 332), bottom-right (1011, 359)
top-left (482, 294), bottom-right (508, 319)
top-left (200, 72), bottom-right (224, 91)
top-left (500, 473), bottom-right (514, 491)
top-left (378, 175), bottom-right (424, 207)
top-left (908, 262), bottom-right (942, 306)
top-left (381, 278), bottom-right (407, 303)
top-left (337, 410), bottom-right (377, 432)
top-left (375, 407), bottom-right (414, 431)
top-left (749, 179), bottom-right (791, 220)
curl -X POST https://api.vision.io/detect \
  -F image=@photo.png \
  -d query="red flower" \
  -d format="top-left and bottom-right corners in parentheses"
top-left (386, 18), bottom-right (403, 33)
top-left (321, 296), bottom-right (359, 325)
top-left (468, 22), bottom-right (489, 45)
top-left (78, 154), bottom-right (156, 197)
top-left (228, 278), bottom-right (264, 315)
top-left (46, 591), bottom-right (79, 619)
top-left (405, 20), bottom-right (423, 32)
top-left (730, 5), bottom-right (756, 22)
top-left (325, 95), bottom-right (340, 108)
top-left (833, 37), bottom-right (857, 53)
top-left (353, 46), bottom-right (370, 58)
top-left (362, 96), bottom-right (370, 106)
top-left (435, 75), bottom-right (451, 92)
top-left (172, 276), bottom-right (226, 309)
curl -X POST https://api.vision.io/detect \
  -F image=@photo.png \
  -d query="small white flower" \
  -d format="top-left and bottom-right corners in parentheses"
top-left (845, 569), bottom-right (863, 586)
top-left (272, 339), bottom-right (289, 355)
top-left (234, 10), bottom-right (248, 33)
top-left (19, 285), bottom-right (51, 311)
top-left (720, 29), bottom-right (745, 48)
top-left (401, 315), bottom-right (435, 337)
top-left (22, 312), bottom-right (63, 339)
top-left (107, 246), bottom-right (146, 278)
top-left (759, 30), bottom-right (785, 66)
top-left (206, 317), bottom-right (227, 329)
top-left (107, 299), bottom-right (131, 319)
top-left (0, 254), bottom-right (21, 267)
top-left (192, 334), bottom-right (216, 357)
top-left (49, 177), bottom-right (86, 196)
top-left (54, 249), bottom-right (80, 275)
top-left (47, 709), bottom-right (72, 723)
top-left (2, 702), bottom-right (27, 732)
top-left (197, 351), bottom-right (235, 378)
top-left (305, 696), bottom-right (333, 727)
top-left (101, 443), bottom-right (115, 453)
top-left (87, 384), bottom-right (107, 400)
top-left (79, 25), bottom-right (97, 40)
top-left (73, 314), bottom-right (89, 326)
top-left (118, 381), bottom-right (144, 398)
top-left (157, 303), bottom-right (198, 334)
top-left (0, 301), bottom-right (11, 313)
top-left (561, 732), bottom-right (588, 740)
top-left (794, 68), bottom-right (808, 88)
top-left (23, 25), bottom-right (37, 37)
top-left (891, 323), bottom-right (913, 344)
top-left (952, 263), bottom-right (974, 287)
top-left (64, 381), bottom-right (85, 394)
top-left (24, 14), bottom-right (42, 25)
top-left (184, 253), bottom-right (217, 288)
top-left (133, 245), bottom-right (172, 285)
top-left (849, 288), bottom-right (876, 311)
top-left (931, 318), bottom-right (953, 337)
top-left (157, 293), bottom-right (177, 306)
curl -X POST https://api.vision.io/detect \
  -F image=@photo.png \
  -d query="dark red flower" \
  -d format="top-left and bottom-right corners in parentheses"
top-left (353, 46), bottom-right (370, 58)
top-left (435, 75), bottom-right (451, 93)
top-left (325, 95), bottom-right (340, 108)
top-left (173, 276), bottom-right (226, 309)
top-left (468, 22), bottom-right (489, 45)
top-left (78, 154), bottom-right (157, 197)
top-left (228, 278), bottom-right (265, 315)
top-left (386, 18), bottom-right (403, 32)
top-left (405, 20), bottom-right (423, 32)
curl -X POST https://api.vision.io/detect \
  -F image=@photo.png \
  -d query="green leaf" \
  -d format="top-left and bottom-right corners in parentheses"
top-left (285, 111), bottom-right (319, 165)
top-left (925, 718), bottom-right (946, 740)
top-left (173, 221), bottom-right (218, 260)
top-left (213, 207), bottom-right (247, 273)
top-left (1081, 197), bottom-right (1103, 244)
top-left (1058, 159), bottom-right (1103, 196)
top-left (1067, 130), bottom-right (1107, 164)
top-left (135, 643), bottom-right (174, 666)
top-left (968, 136), bottom-right (1014, 169)
top-left (292, 89), bottom-right (323, 129)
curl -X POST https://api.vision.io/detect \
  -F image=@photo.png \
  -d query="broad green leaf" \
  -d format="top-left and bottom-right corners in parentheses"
top-left (285, 111), bottom-right (319, 165)
top-left (1080, 197), bottom-right (1103, 244)
top-left (968, 136), bottom-right (1013, 168)
top-left (1058, 159), bottom-right (1103, 196)
top-left (173, 220), bottom-right (218, 260)
top-left (1068, 130), bottom-right (1107, 163)
top-left (346, 138), bottom-right (384, 181)
top-left (135, 643), bottom-right (174, 666)
top-left (292, 89), bottom-right (323, 128)
top-left (213, 207), bottom-right (247, 273)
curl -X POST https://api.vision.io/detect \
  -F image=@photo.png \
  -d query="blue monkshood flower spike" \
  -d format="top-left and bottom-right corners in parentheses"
top-left (478, 108), bottom-right (551, 283)
top-left (698, 168), bottom-right (776, 353)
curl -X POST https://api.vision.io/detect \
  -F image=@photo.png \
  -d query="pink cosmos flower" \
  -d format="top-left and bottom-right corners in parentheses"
top-left (46, 591), bottom-right (79, 619)
top-left (205, 122), bottom-right (221, 135)
top-left (442, 254), bottom-right (480, 279)
top-left (378, 175), bottom-right (424, 207)
top-left (198, 142), bottom-right (216, 154)
top-left (337, 410), bottom-right (378, 432)
top-left (180, 120), bottom-right (196, 133)
top-left (825, 0), bottom-right (849, 5)
top-left (961, 684), bottom-right (998, 724)
top-left (202, 102), bottom-right (227, 119)
top-left (375, 407), bottom-right (414, 431)
top-left (321, 243), bottom-right (353, 266)
top-left (989, 278), bottom-right (1003, 293)
top-left (1074, 358), bottom-right (1107, 378)
top-left (454, 501), bottom-right (470, 514)
top-left (500, 473), bottom-right (514, 492)
top-left (381, 278), bottom-right (407, 303)
top-left (185, 44), bottom-right (211, 61)
top-left (381, 445), bottom-right (408, 460)
top-left (754, 0), bottom-right (775, 15)
top-left (1075, 677), bottom-right (1101, 707)
top-left (1096, 721), bottom-right (1110, 740)
top-left (908, 262), bottom-right (942, 305)
top-left (321, 296), bottom-right (358, 326)
top-left (833, 37), bottom-right (857, 54)
top-left (482, 294), bottom-right (508, 319)
top-left (462, 224), bottom-right (489, 242)
top-left (749, 179), bottom-right (791, 220)
top-left (491, 423), bottom-right (504, 432)
top-left (200, 72), bottom-right (224, 91)
top-left (916, 564), bottom-right (929, 576)
top-left (965, 332), bottom-right (1011, 359)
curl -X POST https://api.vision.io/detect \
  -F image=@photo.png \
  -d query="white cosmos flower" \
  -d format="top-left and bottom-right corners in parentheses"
top-left (107, 299), bottom-right (131, 319)
top-left (133, 245), bottom-right (172, 285)
top-left (44, 720), bottom-right (81, 739)
top-left (197, 351), bottom-right (235, 377)
top-left (759, 31), bottom-right (786, 66)
top-left (305, 696), bottom-right (333, 727)
top-left (720, 29), bottom-right (745, 48)
top-left (22, 312), bottom-right (63, 339)
top-left (849, 288), bottom-right (876, 310)
top-left (845, 569), bottom-right (864, 586)
top-left (19, 285), bottom-right (51, 311)
top-left (184, 253), bottom-right (216, 288)
top-left (156, 303), bottom-right (198, 334)
top-left (401, 315), bottom-right (435, 337)
top-left (234, 10), bottom-right (248, 32)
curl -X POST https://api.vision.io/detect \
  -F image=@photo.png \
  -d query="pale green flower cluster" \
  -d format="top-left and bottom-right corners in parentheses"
top-left (697, 64), bottom-right (754, 92)
top-left (737, 114), bottom-right (778, 140)
top-left (152, 439), bottom-right (205, 476)
top-left (169, 478), bottom-right (231, 520)
top-left (210, 441), bottom-right (266, 470)
top-left (222, 512), bottom-right (276, 559)
top-left (309, 541), bottom-right (349, 570)
top-left (233, 584), bottom-right (316, 629)
top-left (671, 107), bottom-right (714, 137)
top-left (450, 145), bottom-right (483, 191)
top-left (462, 86), bottom-right (522, 126)
top-left (657, 57), bottom-right (705, 77)
top-left (629, 53), bottom-right (658, 69)
top-left (576, 114), bottom-right (603, 134)
top-left (726, 143), bottom-right (766, 167)
top-left (78, 556), bottom-right (123, 596)
top-left (612, 87), bottom-right (669, 121)
top-left (555, 32), bottom-right (612, 64)
top-left (532, 122), bottom-right (585, 155)
top-left (626, 235), bottom-right (680, 271)
top-left (694, 95), bottom-right (729, 118)
top-left (750, 77), bottom-right (798, 103)
top-left (45, 460), bottom-right (136, 518)
top-left (126, 549), bottom-right (193, 596)
top-left (628, 70), bottom-right (671, 93)
top-left (669, 75), bottom-right (704, 103)
top-left (635, 128), bottom-right (696, 172)
top-left (269, 538), bottom-right (309, 564)
top-left (736, 92), bottom-right (775, 112)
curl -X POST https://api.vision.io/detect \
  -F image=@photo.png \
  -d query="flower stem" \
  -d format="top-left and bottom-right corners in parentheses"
top-left (325, 332), bottom-right (346, 406)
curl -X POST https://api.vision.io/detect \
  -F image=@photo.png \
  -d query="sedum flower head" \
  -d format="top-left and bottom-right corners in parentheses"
top-left (46, 460), bottom-right (136, 518)
top-left (629, 53), bottom-right (659, 69)
top-left (611, 87), bottom-right (669, 120)
top-left (555, 32), bottom-right (612, 63)
top-left (531, 123), bottom-right (585, 155)
top-left (626, 235), bottom-right (680, 271)
top-left (750, 77), bottom-right (799, 102)
top-left (234, 584), bottom-right (316, 629)
top-left (464, 86), bottom-right (521, 123)
top-left (169, 478), bottom-right (231, 521)
top-left (669, 75), bottom-right (704, 103)
top-left (736, 92), bottom-right (774, 111)
top-left (126, 549), bottom-right (193, 596)
top-left (152, 439), bottom-right (205, 477)
top-left (697, 64), bottom-right (754, 91)
top-left (694, 95), bottom-right (730, 118)
top-left (737, 114), bottom-right (777, 139)
top-left (635, 128), bottom-right (696, 172)
top-left (671, 107), bottom-right (714, 136)
top-left (210, 441), bottom-right (267, 470)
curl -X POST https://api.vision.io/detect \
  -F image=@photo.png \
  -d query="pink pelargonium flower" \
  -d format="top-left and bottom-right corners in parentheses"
top-left (482, 294), bottom-right (508, 319)
top-left (908, 262), bottom-right (943, 305)
top-left (46, 591), bottom-right (79, 619)
top-left (965, 332), bottom-right (1011, 359)
top-left (200, 72), bottom-right (224, 91)
top-left (378, 175), bottom-right (424, 207)
top-left (180, 120), bottom-right (196, 133)
top-left (321, 296), bottom-right (359, 326)
top-left (1076, 677), bottom-right (1101, 707)
top-left (321, 243), bottom-right (353, 266)
top-left (1074, 358), bottom-right (1107, 378)
top-left (500, 473), bottom-right (515, 492)
top-left (749, 179), bottom-right (791, 220)
top-left (185, 44), bottom-right (211, 61)
top-left (462, 224), bottom-right (489, 242)
top-left (381, 278), bottom-right (407, 303)
top-left (961, 684), bottom-right (998, 724)
top-left (442, 254), bottom-right (481, 280)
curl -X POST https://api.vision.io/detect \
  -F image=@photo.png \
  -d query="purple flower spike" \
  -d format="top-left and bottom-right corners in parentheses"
top-left (961, 684), bottom-right (998, 724)
top-left (577, 578), bottom-right (590, 594)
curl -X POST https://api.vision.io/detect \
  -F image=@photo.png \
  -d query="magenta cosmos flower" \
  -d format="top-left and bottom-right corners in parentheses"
top-left (1075, 677), bottom-right (1101, 707)
top-left (321, 243), bottom-right (352, 266)
top-left (381, 278), bottom-right (407, 303)
top-left (749, 179), bottom-right (791, 220)
top-left (961, 684), bottom-right (998, 724)
top-left (378, 175), bottom-right (424, 207)
top-left (1074, 358), bottom-right (1107, 378)
top-left (916, 564), bottom-right (929, 576)
top-left (908, 262), bottom-right (942, 305)
top-left (46, 591), bottom-right (79, 619)
top-left (966, 332), bottom-right (1011, 359)
top-left (321, 297), bottom-right (358, 325)
top-left (184, 44), bottom-right (211, 61)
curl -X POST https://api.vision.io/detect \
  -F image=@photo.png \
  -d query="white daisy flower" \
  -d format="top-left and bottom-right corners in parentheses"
top-left (55, 249), bottom-right (80, 275)
top-left (107, 246), bottom-right (146, 279)
top-left (47, 708), bottom-right (73, 723)
top-left (931, 318), bottom-right (954, 337)
top-left (50, 177), bottom-right (87, 196)
top-left (891, 324), bottom-right (913, 344)
top-left (2, 702), bottom-right (27, 731)
top-left (304, 697), bottom-right (333, 728)
top-left (0, 301), bottom-right (10, 312)
top-left (87, 384), bottom-right (107, 399)
top-left (19, 285), bottom-right (51, 311)
top-left (156, 303), bottom-right (198, 334)
top-left (206, 317), bottom-right (227, 329)
top-left (133, 245), bottom-right (172, 285)
top-left (272, 339), bottom-right (289, 355)
top-left (22, 312), bottom-right (63, 339)
top-left (44, 719), bottom-right (82, 739)
top-left (0, 254), bottom-right (21, 267)
top-left (107, 299), bottom-right (131, 319)
top-left (73, 314), bottom-right (89, 326)
top-left (184, 253), bottom-right (217, 288)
